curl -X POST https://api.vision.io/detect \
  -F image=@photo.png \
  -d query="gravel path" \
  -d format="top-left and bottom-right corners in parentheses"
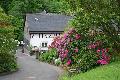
top-left (0, 49), bottom-right (63, 80)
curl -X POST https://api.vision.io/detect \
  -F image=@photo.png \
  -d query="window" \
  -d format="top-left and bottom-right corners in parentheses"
top-left (39, 34), bottom-right (40, 38)
top-left (45, 43), bottom-right (47, 47)
top-left (42, 34), bottom-right (43, 38)
top-left (42, 42), bottom-right (48, 47)
top-left (31, 34), bottom-right (34, 38)
top-left (49, 35), bottom-right (52, 38)
top-left (45, 35), bottom-right (47, 38)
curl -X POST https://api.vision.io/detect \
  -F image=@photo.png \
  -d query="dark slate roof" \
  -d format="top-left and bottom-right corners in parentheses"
top-left (26, 12), bottom-right (72, 32)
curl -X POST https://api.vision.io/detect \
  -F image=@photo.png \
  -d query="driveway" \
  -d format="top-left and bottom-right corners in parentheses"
top-left (0, 49), bottom-right (63, 80)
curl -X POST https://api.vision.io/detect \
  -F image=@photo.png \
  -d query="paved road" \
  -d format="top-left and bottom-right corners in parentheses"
top-left (0, 49), bottom-right (63, 80)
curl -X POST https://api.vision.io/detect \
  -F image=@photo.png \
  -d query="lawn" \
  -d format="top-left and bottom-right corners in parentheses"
top-left (59, 61), bottom-right (120, 80)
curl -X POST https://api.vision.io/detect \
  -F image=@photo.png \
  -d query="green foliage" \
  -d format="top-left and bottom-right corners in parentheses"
top-left (68, 34), bottom-right (98, 72)
top-left (45, 0), bottom-right (70, 14)
top-left (7, 0), bottom-right (71, 16)
top-left (39, 48), bottom-right (57, 63)
top-left (0, 8), bottom-right (17, 73)
top-left (55, 58), bottom-right (62, 66)
top-left (10, 17), bottom-right (24, 41)
top-left (8, 0), bottom-right (45, 17)
top-left (67, 0), bottom-right (120, 53)
top-left (0, 51), bottom-right (17, 73)
top-left (0, 28), bottom-right (17, 73)
top-left (8, 0), bottom-right (25, 18)
top-left (0, 0), bottom-right (13, 14)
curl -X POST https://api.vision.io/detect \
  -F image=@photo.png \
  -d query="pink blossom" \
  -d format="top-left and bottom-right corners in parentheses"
top-left (70, 38), bottom-right (73, 42)
top-left (74, 47), bottom-right (79, 53)
top-left (102, 53), bottom-right (111, 62)
top-left (97, 48), bottom-right (111, 65)
top-left (60, 54), bottom-right (65, 58)
top-left (56, 41), bottom-right (61, 45)
top-left (91, 44), bottom-right (96, 49)
top-left (102, 49), bottom-right (106, 53)
top-left (96, 49), bottom-right (101, 53)
top-left (63, 33), bottom-right (68, 39)
top-left (68, 28), bottom-right (76, 34)
top-left (97, 59), bottom-right (108, 65)
top-left (65, 49), bottom-right (69, 54)
top-left (68, 38), bottom-right (73, 42)
top-left (64, 43), bottom-right (67, 46)
top-left (67, 60), bottom-right (71, 65)
top-left (88, 44), bottom-right (97, 49)
top-left (63, 53), bottom-right (67, 58)
top-left (102, 52), bottom-right (106, 59)
top-left (61, 38), bottom-right (66, 43)
top-left (75, 34), bottom-right (81, 40)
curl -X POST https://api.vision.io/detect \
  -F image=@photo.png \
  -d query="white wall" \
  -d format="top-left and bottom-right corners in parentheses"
top-left (30, 33), bottom-right (61, 50)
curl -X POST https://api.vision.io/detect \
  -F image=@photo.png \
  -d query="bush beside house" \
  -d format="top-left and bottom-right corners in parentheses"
top-left (39, 48), bottom-right (58, 64)
top-left (48, 28), bottom-right (115, 71)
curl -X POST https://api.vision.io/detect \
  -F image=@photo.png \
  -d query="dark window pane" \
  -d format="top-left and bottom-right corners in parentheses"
top-left (42, 43), bottom-right (44, 47)
top-left (42, 34), bottom-right (43, 38)
top-left (45, 43), bottom-right (47, 47)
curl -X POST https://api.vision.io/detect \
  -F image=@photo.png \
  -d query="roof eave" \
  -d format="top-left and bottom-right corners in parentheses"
top-left (29, 31), bottom-right (64, 34)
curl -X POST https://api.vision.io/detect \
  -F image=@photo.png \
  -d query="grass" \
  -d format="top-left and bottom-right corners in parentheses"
top-left (59, 61), bottom-right (120, 80)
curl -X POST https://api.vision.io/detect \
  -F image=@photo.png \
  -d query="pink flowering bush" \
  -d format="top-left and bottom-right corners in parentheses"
top-left (87, 40), bottom-right (112, 65)
top-left (49, 28), bottom-right (99, 72)
top-left (96, 48), bottom-right (111, 65)
top-left (48, 28), bottom-right (113, 72)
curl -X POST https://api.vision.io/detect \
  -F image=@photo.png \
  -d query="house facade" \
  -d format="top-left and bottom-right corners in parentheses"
top-left (24, 12), bottom-right (71, 51)
top-left (29, 31), bottom-right (62, 50)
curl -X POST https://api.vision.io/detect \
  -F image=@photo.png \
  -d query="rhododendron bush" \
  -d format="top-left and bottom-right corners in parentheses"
top-left (49, 28), bottom-right (112, 72)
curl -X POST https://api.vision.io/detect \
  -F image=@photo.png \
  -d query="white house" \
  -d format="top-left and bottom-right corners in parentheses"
top-left (24, 11), bottom-right (72, 51)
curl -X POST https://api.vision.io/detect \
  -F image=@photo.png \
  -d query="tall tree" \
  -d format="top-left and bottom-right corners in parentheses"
top-left (45, 0), bottom-right (70, 14)
top-left (65, 0), bottom-right (120, 53)
top-left (8, 0), bottom-right (45, 17)
top-left (0, 0), bottom-right (13, 14)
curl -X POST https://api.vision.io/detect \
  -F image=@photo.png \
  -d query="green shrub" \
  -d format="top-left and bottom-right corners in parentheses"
top-left (0, 8), bottom-right (17, 73)
top-left (39, 48), bottom-right (57, 63)
top-left (0, 52), bottom-right (17, 73)
top-left (50, 28), bottom-right (115, 72)
top-left (0, 28), bottom-right (17, 73)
